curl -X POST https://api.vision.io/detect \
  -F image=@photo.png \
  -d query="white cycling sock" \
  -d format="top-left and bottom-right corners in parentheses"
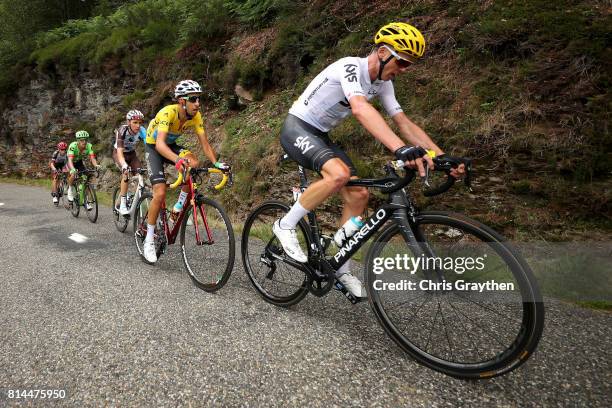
top-left (280, 200), bottom-right (308, 229)
top-left (120, 196), bottom-right (127, 206)
top-left (145, 223), bottom-right (155, 243)
top-left (336, 261), bottom-right (350, 278)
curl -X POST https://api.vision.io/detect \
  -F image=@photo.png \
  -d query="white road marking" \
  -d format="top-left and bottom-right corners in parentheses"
top-left (0, 203), bottom-right (4, 206)
top-left (69, 233), bottom-right (89, 243)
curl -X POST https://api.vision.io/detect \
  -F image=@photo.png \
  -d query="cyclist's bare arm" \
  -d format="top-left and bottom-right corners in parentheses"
top-left (392, 112), bottom-right (443, 155)
top-left (350, 96), bottom-right (430, 174)
top-left (349, 95), bottom-right (404, 152)
top-left (90, 154), bottom-right (99, 167)
top-left (116, 147), bottom-right (127, 168)
top-left (196, 129), bottom-right (218, 165)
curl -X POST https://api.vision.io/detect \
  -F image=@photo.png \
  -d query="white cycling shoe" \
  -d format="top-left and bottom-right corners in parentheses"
top-left (52, 196), bottom-right (58, 204)
top-left (337, 273), bottom-right (367, 298)
top-left (85, 203), bottom-right (93, 211)
top-left (143, 240), bottom-right (157, 264)
top-left (272, 219), bottom-right (308, 263)
top-left (119, 204), bottom-right (130, 215)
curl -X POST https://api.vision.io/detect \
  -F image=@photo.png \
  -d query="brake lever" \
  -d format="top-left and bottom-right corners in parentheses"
top-left (422, 164), bottom-right (431, 188)
top-left (464, 160), bottom-right (473, 192)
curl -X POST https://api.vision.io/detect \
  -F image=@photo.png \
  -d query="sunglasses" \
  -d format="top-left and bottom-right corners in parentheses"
top-left (395, 58), bottom-right (413, 68)
top-left (383, 45), bottom-right (414, 68)
top-left (183, 95), bottom-right (201, 103)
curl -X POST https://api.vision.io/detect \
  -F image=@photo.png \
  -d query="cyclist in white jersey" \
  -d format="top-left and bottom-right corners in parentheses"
top-left (275, 22), bottom-right (465, 297)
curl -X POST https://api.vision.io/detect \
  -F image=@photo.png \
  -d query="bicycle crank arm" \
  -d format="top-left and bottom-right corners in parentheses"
top-left (264, 246), bottom-right (314, 275)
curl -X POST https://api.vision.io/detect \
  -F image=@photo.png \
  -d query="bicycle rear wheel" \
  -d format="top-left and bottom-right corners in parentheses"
top-left (112, 187), bottom-right (128, 232)
top-left (180, 197), bottom-right (235, 292)
top-left (365, 211), bottom-right (544, 379)
top-left (85, 185), bottom-right (98, 223)
top-left (241, 201), bottom-right (310, 307)
top-left (133, 192), bottom-right (163, 260)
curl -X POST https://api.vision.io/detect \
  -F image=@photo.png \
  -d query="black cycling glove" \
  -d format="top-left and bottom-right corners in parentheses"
top-left (394, 146), bottom-right (427, 162)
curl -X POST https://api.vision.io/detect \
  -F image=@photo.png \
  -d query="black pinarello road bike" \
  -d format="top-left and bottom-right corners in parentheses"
top-left (242, 156), bottom-right (544, 379)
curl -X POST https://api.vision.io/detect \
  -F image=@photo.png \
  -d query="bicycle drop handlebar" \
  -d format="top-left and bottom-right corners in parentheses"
top-left (168, 166), bottom-right (232, 190)
top-left (320, 155), bottom-right (472, 196)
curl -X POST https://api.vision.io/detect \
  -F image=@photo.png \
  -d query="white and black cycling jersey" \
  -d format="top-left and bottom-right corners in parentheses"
top-left (113, 124), bottom-right (144, 153)
top-left (288, 56), bottom-right (403, 133)
top-left (51, 149), bottom-right (67, 165)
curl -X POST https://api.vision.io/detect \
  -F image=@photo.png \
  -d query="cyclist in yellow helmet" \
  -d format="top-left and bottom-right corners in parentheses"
top-left (275, 22), bottom-right (464, 297)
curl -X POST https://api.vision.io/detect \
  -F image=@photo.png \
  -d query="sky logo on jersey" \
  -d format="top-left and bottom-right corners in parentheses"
top-left (294, 136), bottom-right (315, 154)
top-left (344, 64), bottom-right (358, 83)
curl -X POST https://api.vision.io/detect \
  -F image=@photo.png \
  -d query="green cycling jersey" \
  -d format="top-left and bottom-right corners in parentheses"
top-left (67, 141), bottom-right (95, 162)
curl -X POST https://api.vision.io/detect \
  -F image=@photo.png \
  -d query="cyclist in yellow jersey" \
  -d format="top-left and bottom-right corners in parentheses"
top-left (142, 80), bottom-right (229, 264)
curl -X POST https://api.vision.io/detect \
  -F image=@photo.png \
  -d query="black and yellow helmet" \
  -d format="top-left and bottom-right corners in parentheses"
top-left (375, 22), bottom-right (426, 61)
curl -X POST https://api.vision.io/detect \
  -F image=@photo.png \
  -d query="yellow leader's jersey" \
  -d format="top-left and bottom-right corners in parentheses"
top-left (146, 104), bottom-right (205, 145)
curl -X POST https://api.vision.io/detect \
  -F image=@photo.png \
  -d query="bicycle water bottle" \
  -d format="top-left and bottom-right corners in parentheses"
top-left (334, 216), bottom-right (364, 247)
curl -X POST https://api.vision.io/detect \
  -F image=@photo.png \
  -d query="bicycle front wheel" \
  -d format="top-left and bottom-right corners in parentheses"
top-left (180, 197), bottom-right (235, 292)
top-left (85, 185), bottom-right (98, 223)
top-left (70, 184), bottom-right (80, 218)
top-left (241, 201), bottom-right (310, 307)
top-left (58, 179), bottom-right (68, 210)
top-left (365, 211), bottom-right (544, 379)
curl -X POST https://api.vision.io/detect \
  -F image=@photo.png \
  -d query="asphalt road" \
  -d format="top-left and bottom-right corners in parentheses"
top-left (0, 183), bottom-right (610, 407)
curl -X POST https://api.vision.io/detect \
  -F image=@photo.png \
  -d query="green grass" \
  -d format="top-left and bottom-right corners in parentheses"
top-left (575, 301), bottom-right (612, 311)
top-left (0, 176), bottom-right (113, 207)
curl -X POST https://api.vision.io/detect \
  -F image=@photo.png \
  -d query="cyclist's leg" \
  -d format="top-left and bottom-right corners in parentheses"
top-left (113, 149), bottom-right (130, 196)
top-left (148, 183), bottom-right (167, 225)
top-left (67, 161), bottom-right (84, 200)
top-left (51, 170), bottom-right (58, 194)
top-left (146, 144), bottom-right (170, 225)
top-left (145, 144), bottom-right (168, 228)
top-left (142, 143), bottom-right (170, 263)
top-left (276, 114), bottom-right (351, 262)
top-left (279, 114), bottom-right (351, 222)
top-left (329, 142), bottom-right (368, 227)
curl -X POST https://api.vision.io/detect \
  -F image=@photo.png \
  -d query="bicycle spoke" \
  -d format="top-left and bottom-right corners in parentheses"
top-left (451, 291), bottom-right (523, 326)
top-left (445, 295), bottom-right (509, 349)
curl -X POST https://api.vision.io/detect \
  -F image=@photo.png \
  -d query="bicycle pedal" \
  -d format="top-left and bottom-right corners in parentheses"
top-left (334, 281), bottom-right (362, 305)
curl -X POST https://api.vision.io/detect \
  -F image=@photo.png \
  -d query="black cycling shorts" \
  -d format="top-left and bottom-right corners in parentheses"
top-left (145, 143), bottom-right (187, 185)
top-left (280, 114), bottom-right (356, 176)
top-left (72, 160), bottom-right (86, 173)
top-left (112, 150), bottom-right (142, 172)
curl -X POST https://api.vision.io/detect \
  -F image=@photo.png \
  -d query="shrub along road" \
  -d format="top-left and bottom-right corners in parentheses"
top-left (0, 183), bottom-right (609, 406)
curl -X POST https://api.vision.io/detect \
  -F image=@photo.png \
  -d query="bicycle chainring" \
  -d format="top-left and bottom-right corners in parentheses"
top-left (307, 272), bottom-right (334, 297)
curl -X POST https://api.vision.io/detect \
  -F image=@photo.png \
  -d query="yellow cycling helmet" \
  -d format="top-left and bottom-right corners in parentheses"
top-left (375, 22), bottom-right (426, 61)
